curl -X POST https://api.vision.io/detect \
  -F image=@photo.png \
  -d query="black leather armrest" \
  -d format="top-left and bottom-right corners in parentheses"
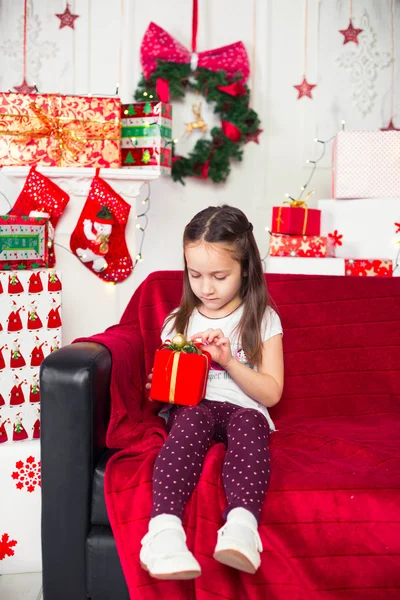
top-left (40, 342), bottom-right (111, 600)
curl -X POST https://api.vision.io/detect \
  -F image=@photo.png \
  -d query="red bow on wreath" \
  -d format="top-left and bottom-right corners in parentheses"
top-left (140, 22), bottom-right (250, 84)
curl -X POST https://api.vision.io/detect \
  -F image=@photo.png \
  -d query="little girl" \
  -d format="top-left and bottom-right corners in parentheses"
top-left (140, 205), bottom-right (284, 580)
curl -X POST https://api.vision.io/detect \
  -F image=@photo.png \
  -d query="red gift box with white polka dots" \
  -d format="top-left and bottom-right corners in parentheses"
top-left (150, 348), bottom-right (210, 406)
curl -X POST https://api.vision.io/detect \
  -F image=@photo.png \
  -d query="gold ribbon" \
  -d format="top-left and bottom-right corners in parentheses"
top-left (169, 352), bottom-right (180, 403)
top-left (167, 351), bottom-right (210, 404)
top-left (28, 102), bottom-right (86, 165)
top-left (0, 95), bottom-right (119, 166)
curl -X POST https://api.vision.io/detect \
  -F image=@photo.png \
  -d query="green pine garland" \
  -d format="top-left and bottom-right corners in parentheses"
top-left (134, 61), bottom-right (261, 184)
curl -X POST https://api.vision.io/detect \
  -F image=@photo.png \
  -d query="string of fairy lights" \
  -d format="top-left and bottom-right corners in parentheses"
top-left (134, 182), bottom-right (150, 264)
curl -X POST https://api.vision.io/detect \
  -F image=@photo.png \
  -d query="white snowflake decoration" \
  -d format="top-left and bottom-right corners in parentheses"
top-left (336, 10), bottom-right (391, 116)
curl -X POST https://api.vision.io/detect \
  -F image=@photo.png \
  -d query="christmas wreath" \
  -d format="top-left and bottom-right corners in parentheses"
top-left (134, 22), bottom-right (262, 185)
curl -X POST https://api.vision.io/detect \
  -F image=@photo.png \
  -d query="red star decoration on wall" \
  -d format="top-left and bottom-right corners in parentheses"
top-left (245, 129), bottom-right (263, 144)
top-left (381, 119), bottom-right (400, 131)
top-left (55, 4), bottom-right (79, 29)
top-left (294, 77), bottom-right (316, 100)
top-left (339, 20), bottom-right (363, 44)
top-left (395, 223), bottom-right (400, 234)
top-left (13, 78), bottom-right (36, 94)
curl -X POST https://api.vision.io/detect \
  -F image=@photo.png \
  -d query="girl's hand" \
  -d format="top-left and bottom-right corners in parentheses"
top-left (145, 368), bottom-right (153, 390)
top-left (190, 329), bottom-right (233, 369)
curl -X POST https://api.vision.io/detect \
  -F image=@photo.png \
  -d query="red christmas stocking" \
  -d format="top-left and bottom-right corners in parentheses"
top-left (69, 170), bottom-right (133, 283)
top-left (10, 166), bottom-right (70, 267)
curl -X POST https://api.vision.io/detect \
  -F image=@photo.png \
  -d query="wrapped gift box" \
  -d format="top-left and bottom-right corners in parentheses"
top-left (271, 205), bottom-right (321, 236)
top-left (121, 101), bottom-right (172, 174)
top-left (269, 234), bottom-right (335, 258)
top-left (345, 259), bottom-right (393, 277)
top-left (332, 131), bottom-right (400, 199)
top-left (0, 215), bottom-right (50, 270)
top-left (0, 92), bottom-right (121, 168)
top-left (319, 198), bottom-right (400, 267)
top-left (267, 256), bottom-right (345, 276)
top-left (150, 338), bottom-right (210, 405)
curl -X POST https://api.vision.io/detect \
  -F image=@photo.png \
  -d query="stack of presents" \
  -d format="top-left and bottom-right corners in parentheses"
top-left (267, 131), bottom-right (400, 277)
top-left (0, 92), bottom-right (171, 574)
top-left (0, 92), bottom-right (172, 173)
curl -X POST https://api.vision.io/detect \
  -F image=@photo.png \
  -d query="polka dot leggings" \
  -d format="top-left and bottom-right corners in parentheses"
top-left (151, 400), bottom-right (271, 523)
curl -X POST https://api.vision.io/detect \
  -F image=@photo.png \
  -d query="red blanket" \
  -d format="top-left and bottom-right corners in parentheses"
top-left (77, 272), bottom-right (400, 599)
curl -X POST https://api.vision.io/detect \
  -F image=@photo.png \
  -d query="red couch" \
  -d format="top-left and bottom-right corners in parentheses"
top-left (41, 271), bottom-right (400, 600)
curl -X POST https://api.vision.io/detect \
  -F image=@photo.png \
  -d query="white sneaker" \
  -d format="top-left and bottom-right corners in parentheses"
top-left (213, 508), bottom-right (263, 574)
top-left (140, 514), bottom-right (201, 580)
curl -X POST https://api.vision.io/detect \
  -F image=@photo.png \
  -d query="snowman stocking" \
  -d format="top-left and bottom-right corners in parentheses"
top-left (69, 170), bottom-right (133, 283)
top-left (10, 166), bottom-right (70, 267)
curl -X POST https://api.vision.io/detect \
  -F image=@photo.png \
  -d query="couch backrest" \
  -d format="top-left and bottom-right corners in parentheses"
top-left (131, 271), bottom-right (400, 422)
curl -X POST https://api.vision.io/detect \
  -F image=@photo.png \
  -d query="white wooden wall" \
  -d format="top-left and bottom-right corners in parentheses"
top-left (0, 0), bottom-right (398, 344)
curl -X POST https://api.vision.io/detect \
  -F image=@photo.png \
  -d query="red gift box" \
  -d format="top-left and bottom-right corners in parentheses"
top-left (150, 340), bottom-right (210, 406)
top-left (269, 234), bottom-right (335, 258)
top-left (345, 259), bottom-right (393, 277)
top-left (271, 204), bottom-right (321, 236)
top-left (0, 215), bottom-right (51, 270)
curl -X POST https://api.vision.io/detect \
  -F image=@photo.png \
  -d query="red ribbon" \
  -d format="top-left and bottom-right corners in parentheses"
top-left (140, 22), bottom-right (250, 83)
top-left (156, 77), bottom-right (170, 102)
top-left (217, 82), bottom-right (247, 97)
top-left (23, 0), bottom-right (28, 80)
top-left (192, 0), bottom-right (198, 52)
top-left (200, 161), bottom-right (209, 179)
top-left (221, 120), bottom-right (242, 142)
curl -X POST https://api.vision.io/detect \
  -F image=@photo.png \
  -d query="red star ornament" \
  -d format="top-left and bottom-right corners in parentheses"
top-left (56, 4), bottom-right (79, 29)
top-left (381, 119), bottom-right (400, 131)
top-left (13, 78), bottom-right (36, 94)
top-left (294, 77), bottom-right (316, 100)
top-left (339, 20), bottom-right (363, 44)
top-left (394, 222), bottom-right (400, 234)
top-left (245, 128), bottom-right (263, 144)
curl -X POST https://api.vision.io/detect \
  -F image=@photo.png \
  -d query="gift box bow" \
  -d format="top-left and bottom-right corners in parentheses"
top-left (140, 22), bottom-right (250, 83)
top-left (275, 196), bottom-right (311, 235)
top-left (160, 334), bottom-right (211, 403)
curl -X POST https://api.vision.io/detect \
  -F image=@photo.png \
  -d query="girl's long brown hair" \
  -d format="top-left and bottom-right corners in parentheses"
top-left (165, 205), bottom-right (269, 367)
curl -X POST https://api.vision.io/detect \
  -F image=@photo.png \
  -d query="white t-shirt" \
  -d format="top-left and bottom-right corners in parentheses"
top-left (160, 304), bottom-right (283, 431)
